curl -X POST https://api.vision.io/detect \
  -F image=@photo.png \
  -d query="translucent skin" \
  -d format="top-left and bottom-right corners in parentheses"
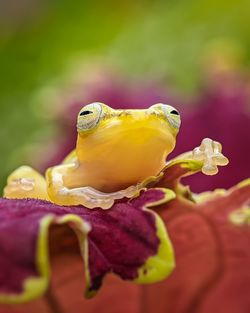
top-left (3, 103), bottom-right (228, 209)
top-left (73, 111), bottom-right (177, 192)
top-left (46, 104), bottom-right (180, 207)
top-left (4, 103), bottom-right (180, 208)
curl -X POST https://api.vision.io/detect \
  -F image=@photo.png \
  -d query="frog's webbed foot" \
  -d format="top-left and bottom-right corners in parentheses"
top-left (3, 166), bottom-right (48, 200)
top-left (192, 138), bottom-right (229, 175)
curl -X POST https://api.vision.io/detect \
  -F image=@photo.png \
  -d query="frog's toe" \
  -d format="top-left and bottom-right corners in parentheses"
top-left (192, 138), bottom-right (229, 176)
top-left (202, 163), bottom-right (219, 176)
top-left (3, 166), bottom-right (48, 200)
top-left (212, 154), bottom-right (229, 166)
top-left (4, 177), bottom-right (34, 197)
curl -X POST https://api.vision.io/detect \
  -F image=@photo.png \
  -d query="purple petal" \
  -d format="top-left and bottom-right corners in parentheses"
top-left (0, 188), bottom-right (175, 303)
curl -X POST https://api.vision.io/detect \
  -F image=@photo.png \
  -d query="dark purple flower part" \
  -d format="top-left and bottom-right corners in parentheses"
top-left (0, 188), bottom-right (175, 303)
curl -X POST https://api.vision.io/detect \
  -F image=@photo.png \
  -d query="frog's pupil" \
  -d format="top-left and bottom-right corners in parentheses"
top-left (80, 110), bottom-right (93, 116)
top-left (170, 109), bottom-right (179, 115)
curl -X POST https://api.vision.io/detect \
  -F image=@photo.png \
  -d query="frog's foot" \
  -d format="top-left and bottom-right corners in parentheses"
top-left (3, 166), bottom-right (48, 200)
top-left (192, 138), bottom-right (229, 175)
top-left (47, 164), bottom-right (143, 209)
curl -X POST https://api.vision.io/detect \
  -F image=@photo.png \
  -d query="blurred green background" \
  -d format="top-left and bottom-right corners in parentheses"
top-left (0, 0), bottom-right (250, 191)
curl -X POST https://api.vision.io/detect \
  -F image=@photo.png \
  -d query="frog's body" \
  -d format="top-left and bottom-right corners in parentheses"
top-left (69, 105), bottom-right (178, 192)
top-left (3, 102), bottom-right (228, 209)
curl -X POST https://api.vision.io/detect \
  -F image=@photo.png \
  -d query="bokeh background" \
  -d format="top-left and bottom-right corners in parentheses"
top-left (1, 0), bottom-right (250, 193)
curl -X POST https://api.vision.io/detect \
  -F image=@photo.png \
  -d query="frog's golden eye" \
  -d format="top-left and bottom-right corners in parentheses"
top-left (77, 102), bottom-right (103, 132)
top-left (150, 103), bottom-right (181, 130)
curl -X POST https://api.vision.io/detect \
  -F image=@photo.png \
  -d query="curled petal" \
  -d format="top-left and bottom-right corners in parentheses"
top-left (0, 188), bottom-right (175, 303)
top-left (142, 159), bottom-right (202, 201)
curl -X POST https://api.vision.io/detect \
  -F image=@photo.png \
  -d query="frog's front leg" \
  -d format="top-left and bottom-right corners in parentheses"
top-left (46, 163), bottom-right (138, 209)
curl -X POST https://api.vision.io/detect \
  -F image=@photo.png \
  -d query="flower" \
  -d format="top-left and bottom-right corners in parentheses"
top-left (0, 155), bottom-right (249, 313)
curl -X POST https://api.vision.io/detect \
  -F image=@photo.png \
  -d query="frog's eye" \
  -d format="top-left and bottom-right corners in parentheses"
top-left (169, 109), bottom-right (180, 116)
top-left (162, 104), bottom-right (181, 129)
top-left (79, 110), bottom-right (93, 116)
top-left (150, 103), bottom-right (181, 130)
top-left (77, 102), bottom-right (103, 132)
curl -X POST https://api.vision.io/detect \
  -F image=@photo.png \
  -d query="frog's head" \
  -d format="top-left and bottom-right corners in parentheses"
top-left (76, 102), bottom-right (181, 191)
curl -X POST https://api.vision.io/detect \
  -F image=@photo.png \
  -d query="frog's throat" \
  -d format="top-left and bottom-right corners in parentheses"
top-left (75, 122), bottom-right (175, 192)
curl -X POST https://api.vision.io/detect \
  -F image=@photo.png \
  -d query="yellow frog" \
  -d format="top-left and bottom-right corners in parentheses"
top-left (3, 102), bottom-right (228, 209)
